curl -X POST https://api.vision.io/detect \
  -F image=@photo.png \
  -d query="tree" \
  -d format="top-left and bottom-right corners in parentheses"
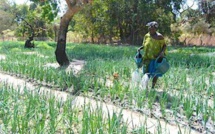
top-left (0, 0), bottom-right (16, 34)
top-left (74, 0), bottom-right (184, 45)
top-left (199, 0), bottom-right (215, 24)
top-left (14, 3), bottom-right (54, 47)
top-left (20, 17), bottom-right (35, 48)
top-left (55, 0), bottom-right (92, 66)
top-left (0, 10), bottom-right (13, 34)
top-left (30, 0), bottom-right (92, 66)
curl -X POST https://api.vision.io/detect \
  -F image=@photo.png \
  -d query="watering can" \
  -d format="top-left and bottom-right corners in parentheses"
top-left (135, 51), bottom-right (143, 68)
top-left (155, 57), bottom-right (170, 75)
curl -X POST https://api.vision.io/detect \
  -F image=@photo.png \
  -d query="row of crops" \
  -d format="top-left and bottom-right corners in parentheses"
top-left (0, 41), bottom-right (214, 133)
top-left (1, 84), bottom-right (145, 133)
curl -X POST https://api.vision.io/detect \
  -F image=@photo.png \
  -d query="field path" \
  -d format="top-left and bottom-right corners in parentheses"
top-left (0, 73), bottom-right (200, 134)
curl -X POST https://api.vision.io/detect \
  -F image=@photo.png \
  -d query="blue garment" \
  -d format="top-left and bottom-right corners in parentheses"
top-left (148, 60), bottom-right (162, 78)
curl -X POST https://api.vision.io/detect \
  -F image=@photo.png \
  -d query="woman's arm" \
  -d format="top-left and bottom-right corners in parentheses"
top-left (156, 33), bottom-right (166, 57)
top-left (158, 44), bottom-right (166, 58)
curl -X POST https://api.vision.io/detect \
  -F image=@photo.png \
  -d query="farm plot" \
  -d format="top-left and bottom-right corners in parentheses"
top-left (0, 41), bottom-right (214, 133)
top-left (0, 73), bottom-right (196, 134)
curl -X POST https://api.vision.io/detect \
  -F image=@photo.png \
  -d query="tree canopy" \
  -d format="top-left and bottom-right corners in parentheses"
top-left (1, 0), bottom-right (215, 45)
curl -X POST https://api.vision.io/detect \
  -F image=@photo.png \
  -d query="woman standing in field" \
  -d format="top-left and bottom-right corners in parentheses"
top-left (138, 21), bottom-right (167, 88)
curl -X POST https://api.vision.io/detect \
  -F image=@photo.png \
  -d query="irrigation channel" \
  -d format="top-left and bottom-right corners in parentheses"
top-left (0, 70), bottom-right (201, 133)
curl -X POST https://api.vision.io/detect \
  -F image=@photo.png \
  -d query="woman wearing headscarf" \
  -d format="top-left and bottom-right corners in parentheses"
top-left (138, 21), bottom-right (167, 88)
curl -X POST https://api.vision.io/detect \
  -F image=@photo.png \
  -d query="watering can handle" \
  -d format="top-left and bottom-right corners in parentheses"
top-left (155, 55), bottom-right (167, 63)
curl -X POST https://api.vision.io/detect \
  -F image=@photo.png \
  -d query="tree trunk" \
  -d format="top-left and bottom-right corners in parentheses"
top-left (55, 0), bottom-right (92, 66)
top-left (24, 35), bottom-right (35, 48)
top-left (55, 10), bottom-right (72, 66)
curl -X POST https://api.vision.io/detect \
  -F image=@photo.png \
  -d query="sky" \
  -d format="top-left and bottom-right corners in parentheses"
top-left (10, 0), bottom-right (66, 16)
top-left (186, 0), bottom-right (198, 10)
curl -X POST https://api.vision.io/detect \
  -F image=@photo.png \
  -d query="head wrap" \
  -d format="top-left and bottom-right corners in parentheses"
top-left (146, 21), bottom-right (158, 28)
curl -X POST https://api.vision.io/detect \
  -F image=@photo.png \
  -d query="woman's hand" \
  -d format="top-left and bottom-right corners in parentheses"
top-left (159, 51), bottom-right (165, 58)
top-left (157, 51), bottom-right (164, 58)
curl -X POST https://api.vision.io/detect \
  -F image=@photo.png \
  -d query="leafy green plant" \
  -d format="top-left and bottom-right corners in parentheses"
top-left (183, 97), bottom-right (194, 120)
top-left (147, 90), bottom-right (157, 113)
top-left (160, 93), bottom-right (168, 117)
top-left (0, 41), bottom-right (214, 133)
top-left (107, 110), bottom-right (123, 134)
top-left (202, 100), bottom-right (209, 127)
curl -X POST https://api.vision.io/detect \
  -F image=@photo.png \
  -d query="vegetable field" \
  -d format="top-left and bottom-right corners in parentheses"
top-left (0, 41), bottom-right (214, 134)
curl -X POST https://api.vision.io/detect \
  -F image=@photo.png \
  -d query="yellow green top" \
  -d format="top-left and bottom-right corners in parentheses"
top-left (142, 32), bottom-right (166, 61)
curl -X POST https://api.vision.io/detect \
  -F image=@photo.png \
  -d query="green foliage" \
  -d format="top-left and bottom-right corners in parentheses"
top-left (0, 41), bottom-right (214, 133)
top-left (192, 20), bottom-right (211, 34)
top-left (2, 0), bottom-right (215, 45)
top-left (168, 47), bottom-right (215, 68)
top-left (172, 2), bottom-right (215, 42)
top-left (30, 0), bottom-right (59, 22)
top-left (73, 0), bottom-right (181, 45)
top-left (36, 42), bottom-right (53, 49)
top-left (0, 41), bottom-right (23, 52)
top-left (13, 2), bottom-right (55, 40)
top-left (0, 0), bottom-right (17, 33)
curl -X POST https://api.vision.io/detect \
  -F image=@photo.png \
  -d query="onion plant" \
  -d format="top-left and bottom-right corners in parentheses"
top-left (0, 41), bottom-right (215, 133)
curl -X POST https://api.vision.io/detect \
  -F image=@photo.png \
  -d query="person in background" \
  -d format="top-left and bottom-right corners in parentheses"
top-left (137, 21), bottom-right (167, 88)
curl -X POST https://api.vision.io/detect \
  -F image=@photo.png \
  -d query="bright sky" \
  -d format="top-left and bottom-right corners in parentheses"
top-left (10, 0), bottom-right (66, 16)
top-left (186, 0), bottom-right (198, 9)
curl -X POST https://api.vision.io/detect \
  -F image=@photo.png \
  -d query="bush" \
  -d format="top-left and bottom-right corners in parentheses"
top-left (36, 42), bottom-right (53, 49)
